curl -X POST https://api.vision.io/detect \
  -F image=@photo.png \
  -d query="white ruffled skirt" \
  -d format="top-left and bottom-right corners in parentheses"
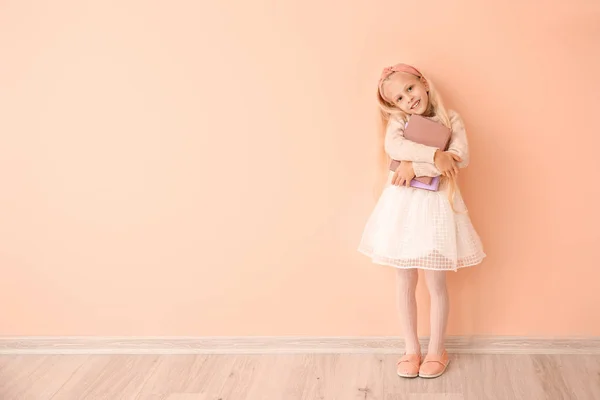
top-left (358, 172), bottom-right (486, 271)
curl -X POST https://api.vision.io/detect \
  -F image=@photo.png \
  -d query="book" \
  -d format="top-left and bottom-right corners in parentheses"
top-left (389, 115), bottom-right (452, 191)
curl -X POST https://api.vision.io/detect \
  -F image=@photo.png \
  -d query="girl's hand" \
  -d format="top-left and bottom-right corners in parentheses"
top-left (392, 161), bottom-right (415, 187)
top-left (434, 150), bottom-right (462, 178)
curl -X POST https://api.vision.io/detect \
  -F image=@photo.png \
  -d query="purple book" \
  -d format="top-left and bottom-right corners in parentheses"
top-left (409, 175), bottom-right (441, 191)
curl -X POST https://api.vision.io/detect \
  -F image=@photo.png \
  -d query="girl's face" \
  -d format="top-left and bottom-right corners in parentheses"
top-left (381, 72), bottom-right (429, 115)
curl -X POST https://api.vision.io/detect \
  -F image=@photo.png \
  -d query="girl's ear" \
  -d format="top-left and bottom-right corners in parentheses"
top-left (420, 76), bottom-right (429, 92)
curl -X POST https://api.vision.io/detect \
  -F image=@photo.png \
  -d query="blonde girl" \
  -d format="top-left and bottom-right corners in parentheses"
top-left (358, 63), bottom-right (486, 379)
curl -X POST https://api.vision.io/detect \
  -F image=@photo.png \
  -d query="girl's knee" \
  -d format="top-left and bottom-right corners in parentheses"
top-left (396, 268), bottom-right (418, 290)
top-left (424, 270), bottom-right (448, 294)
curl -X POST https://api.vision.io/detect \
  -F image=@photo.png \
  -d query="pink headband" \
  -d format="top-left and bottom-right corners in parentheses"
top-left (378, 63), bottom-right (423, 93)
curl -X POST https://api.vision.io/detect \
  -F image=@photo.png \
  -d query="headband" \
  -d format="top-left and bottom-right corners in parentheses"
top-left (378, 63), bottom-right (424, 94)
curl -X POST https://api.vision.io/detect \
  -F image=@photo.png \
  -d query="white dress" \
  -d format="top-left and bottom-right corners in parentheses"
top-left (358, 111), bottom-right (486, 271)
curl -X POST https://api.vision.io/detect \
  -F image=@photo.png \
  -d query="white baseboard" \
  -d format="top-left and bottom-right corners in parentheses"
top-left (0, 336), bottom-right (599, 355)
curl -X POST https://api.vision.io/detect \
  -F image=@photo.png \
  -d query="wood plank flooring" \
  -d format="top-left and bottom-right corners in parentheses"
top-left (0, 354), bottom-right (599, 399)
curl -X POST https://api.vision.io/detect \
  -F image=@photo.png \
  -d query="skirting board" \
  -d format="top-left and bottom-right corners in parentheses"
top-left (0, 336), bottom-right (599, 355)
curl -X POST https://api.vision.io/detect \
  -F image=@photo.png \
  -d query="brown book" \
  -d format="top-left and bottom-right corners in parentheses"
top-left (389, 115), bottom-right (452, 185)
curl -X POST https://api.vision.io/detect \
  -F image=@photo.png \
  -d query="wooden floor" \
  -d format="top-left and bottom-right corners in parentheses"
top-left (0, 354), bottom-right (599, 399)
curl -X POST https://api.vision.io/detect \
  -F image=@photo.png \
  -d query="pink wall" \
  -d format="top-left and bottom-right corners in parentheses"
top-left (1, 1), bottom-right (599, 336)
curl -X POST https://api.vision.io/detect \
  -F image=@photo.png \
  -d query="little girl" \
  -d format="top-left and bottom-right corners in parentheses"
top-left (358, 63), bottom-right (486, 379)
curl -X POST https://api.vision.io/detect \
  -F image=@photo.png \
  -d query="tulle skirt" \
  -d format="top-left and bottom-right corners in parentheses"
top-left (358, 173), bottom-right (486, 271)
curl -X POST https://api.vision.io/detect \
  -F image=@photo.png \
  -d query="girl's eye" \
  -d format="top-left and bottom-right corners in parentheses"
top-left (408, 86), bottom-right (413, 92)
top-left (397, 97), bottom-right (402, 102)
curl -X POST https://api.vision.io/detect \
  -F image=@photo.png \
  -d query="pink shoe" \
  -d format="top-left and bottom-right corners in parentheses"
top-left (396, 353), bottom-right (422, 378)
top-left (418, 350), bottom-right (450, 378)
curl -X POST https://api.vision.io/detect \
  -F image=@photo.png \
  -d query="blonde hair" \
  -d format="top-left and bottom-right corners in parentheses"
top-left (376, 71), bottom-right (461, 212)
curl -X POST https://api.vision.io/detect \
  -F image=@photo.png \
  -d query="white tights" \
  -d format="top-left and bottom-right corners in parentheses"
top-left (396, 269), bottom-right (449, 355)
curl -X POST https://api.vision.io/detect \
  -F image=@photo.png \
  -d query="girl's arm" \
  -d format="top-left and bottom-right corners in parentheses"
top-left (412, 161), bottom-right (441, 178)
top-left (411, 110), bottom-right (470, 178)
top-left (384, 117), bottom-right (439, 163)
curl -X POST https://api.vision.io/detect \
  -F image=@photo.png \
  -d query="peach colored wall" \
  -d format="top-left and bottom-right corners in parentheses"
top-left (1, 0), bottom-right (599, 336)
